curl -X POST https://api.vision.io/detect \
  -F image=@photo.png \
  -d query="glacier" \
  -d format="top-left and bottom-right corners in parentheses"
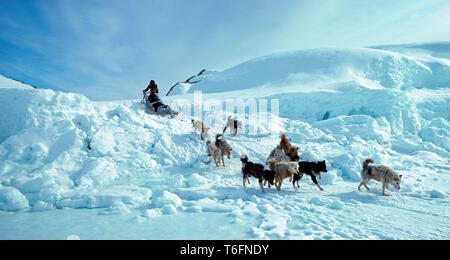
top-left (0, 43), bottom-right (449, 239)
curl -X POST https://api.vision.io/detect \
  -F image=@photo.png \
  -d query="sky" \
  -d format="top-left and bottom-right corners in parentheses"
top-left (0, 0), bottom-right (449, 100)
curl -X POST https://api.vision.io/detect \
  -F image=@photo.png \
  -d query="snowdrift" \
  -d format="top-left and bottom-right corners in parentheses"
top-left (172, 44), bottom-right (450, 95)
top-left (171, 45), bottom-right (449, 140)
top-left (0, 44), bottom-right (449, 239)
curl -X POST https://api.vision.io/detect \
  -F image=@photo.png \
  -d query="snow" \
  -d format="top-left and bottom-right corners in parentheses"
top-left (0, 44), bottom-right (449, 239)
top-left (0, 184), bottom-right (29, 211)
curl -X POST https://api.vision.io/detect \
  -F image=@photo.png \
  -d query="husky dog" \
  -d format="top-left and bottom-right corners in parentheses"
top-left (269, 161), bottom-right (300, 191)
top-left (266, 145), bottom-right (291, 165)
top-left (240, 155), bottom-right (275, 193)
top-left (223, 116), bottom-right (242, 136)
top-left (192, 120), bottom-right (209, 141)
top-left (215, 134), bottom-right (232, 167)
top-left (358, 158), bottom-right (403, 196)
top-left (293, 161), bottom-right (328, 191)
top-left (280, 133), bottom-right (300, 161)
top-left (206, 140), bottom-right (221, 167)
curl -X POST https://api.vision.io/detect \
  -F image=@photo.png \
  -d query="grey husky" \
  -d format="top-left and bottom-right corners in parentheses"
top-left (215, 134), bottom-right (232, 167)
top-left (358, 158), bottom-right (403, 196)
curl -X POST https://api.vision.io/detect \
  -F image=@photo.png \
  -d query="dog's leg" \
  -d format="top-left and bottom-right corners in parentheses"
top-left (259, 179), bottom-right (265, 193)
top-left (293, 179), bottom-right (300, 189)
top-left (222, 153), bottom-right (226, 167)
top-left (316, 184), bottom-right (324, 191)
top-left (213, 154), bottom-right (220, 167)
top-left (274, 178), bottom-right (279, 191)
top-left (382, 181), bottom-right (388, 196)
top-left (358, 181), bottom-right (364, 191)
top-left (311, 175), bottom-right (324, 191)
top-left (295, 173), bottom-right (303, 188)
top-left (215, 158), bottom-right (220, 168)
top-left (275, 177), bottom-right (282, 191)
top-left (243, 177), bottom-right (247, 188)
top-left (358, 178), bottom-right (371, 191)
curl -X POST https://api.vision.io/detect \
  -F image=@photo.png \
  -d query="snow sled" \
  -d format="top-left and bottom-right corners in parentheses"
top-left (141, 93), bottom-right (178, 118)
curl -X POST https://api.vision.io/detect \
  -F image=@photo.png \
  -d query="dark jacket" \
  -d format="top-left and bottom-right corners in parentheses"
top-left (149, 92), bottom-right (162, 104)
top-left (143, 83), bottom-right (159, 94)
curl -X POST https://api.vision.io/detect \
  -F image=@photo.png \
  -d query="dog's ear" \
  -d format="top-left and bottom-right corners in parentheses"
top-left (399, 175), bottom-right (403, 179)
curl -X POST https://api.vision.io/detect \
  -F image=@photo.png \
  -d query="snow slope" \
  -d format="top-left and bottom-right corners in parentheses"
top-left (0, 44), bottom-right (449, 240)
top-left (172, 44), bottom-right (450, 95)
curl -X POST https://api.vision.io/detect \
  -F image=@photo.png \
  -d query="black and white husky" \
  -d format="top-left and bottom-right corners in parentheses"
top-left (293, 161), bottom-right (328, 191)
top-left (240, 155), bottom-right (275, 193)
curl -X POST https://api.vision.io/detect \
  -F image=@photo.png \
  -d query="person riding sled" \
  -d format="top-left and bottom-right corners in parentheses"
top-left (142, 80), bottom-right (178, 117)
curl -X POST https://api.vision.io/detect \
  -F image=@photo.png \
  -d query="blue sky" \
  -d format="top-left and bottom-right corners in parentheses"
top-left (1, 0), bottom-right (449, 100)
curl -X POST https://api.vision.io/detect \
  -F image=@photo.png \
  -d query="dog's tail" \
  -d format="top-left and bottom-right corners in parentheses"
top-left (281, 132), bottom-right (287, 140)
top-left (266, 157), bottom-right (279, 166)
top-left (215, 134), bottom-right (223, 142)
top-left (363, 158), bottom-right (375, 168)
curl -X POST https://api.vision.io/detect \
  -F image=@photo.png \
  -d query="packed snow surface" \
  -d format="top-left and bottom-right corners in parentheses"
top-left (0, 44), bottom-right (449, 240)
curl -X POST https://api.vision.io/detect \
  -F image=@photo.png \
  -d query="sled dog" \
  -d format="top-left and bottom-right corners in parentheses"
top-left (206, 140), bottom-right (221, 167)
top-left (268, 161), bottom-right (300, 191)
top-left (280, 133), bottom-right (299, 161)
top-left (293, 161), bottom-right (328, 191)
top-left (358, 158), bottom-right (403, 196)
top-left (192, 120), bottom-right (209, 141)
top-left (215, 134), bottom-right (232, 167)
top-left (266, 145), bottom-right (291, 165)
top-left (223, 116), bottom-right (242, 136)
top-left (240, 155), bottom-right (275, 193)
